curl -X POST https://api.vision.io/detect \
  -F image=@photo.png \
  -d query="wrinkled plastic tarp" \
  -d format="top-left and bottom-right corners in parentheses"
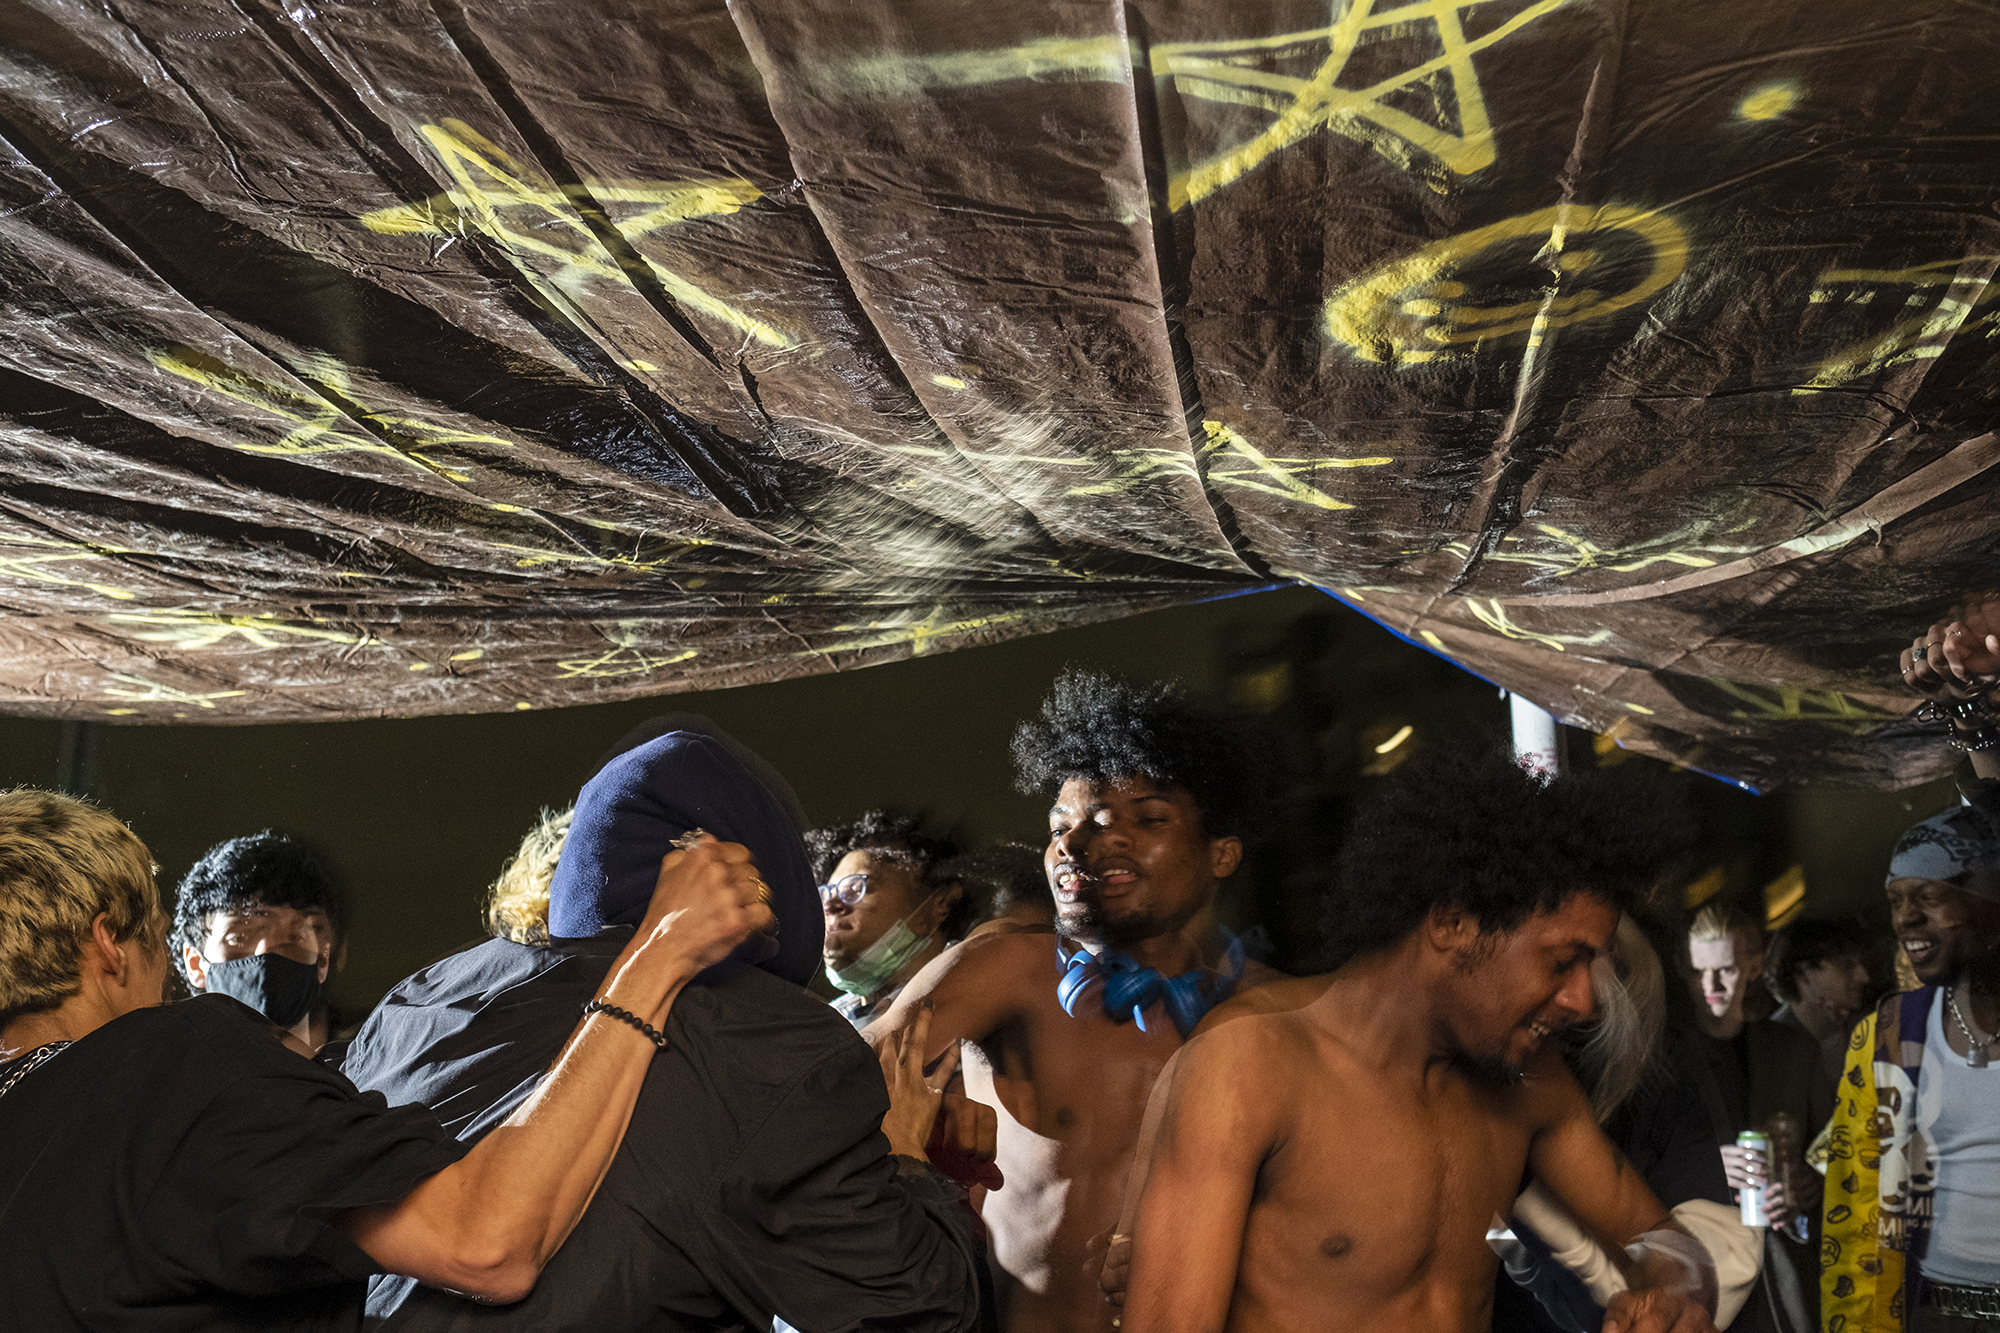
top-left (1, 0), bottom-right (1995, 790)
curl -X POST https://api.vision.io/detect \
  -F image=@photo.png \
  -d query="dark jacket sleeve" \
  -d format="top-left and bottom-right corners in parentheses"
top-left (154, 1002), bottom-right (470, 1292)
top-left (695, 1039), bottom-right (982, 1333)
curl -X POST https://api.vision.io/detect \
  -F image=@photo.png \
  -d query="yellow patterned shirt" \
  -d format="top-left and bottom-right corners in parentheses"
top-left (1820, 987), bottom-right (1939, 1333)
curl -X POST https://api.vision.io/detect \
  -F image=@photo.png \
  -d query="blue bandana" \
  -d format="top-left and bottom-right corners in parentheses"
top-left (1888, 780), bottom-right (2000, 904)
top-left (1057, 933), bottom-right (1247, 1038)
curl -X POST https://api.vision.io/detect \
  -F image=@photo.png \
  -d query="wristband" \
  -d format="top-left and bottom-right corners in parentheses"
top-left (1913, 695), bottom-right (2000, 751)
top-left (1624, 1227), bottom-right (1718, 1317)
top-left (582, 999), bottom-right (669, 1049)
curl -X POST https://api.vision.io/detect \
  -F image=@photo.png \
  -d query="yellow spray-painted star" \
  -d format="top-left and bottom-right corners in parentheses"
top-left (361, 120), bottom-right (790, 349)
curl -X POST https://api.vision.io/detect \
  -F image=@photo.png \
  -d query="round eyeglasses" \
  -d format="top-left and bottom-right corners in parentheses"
top-left (817, 872), bottom-right (871, 907)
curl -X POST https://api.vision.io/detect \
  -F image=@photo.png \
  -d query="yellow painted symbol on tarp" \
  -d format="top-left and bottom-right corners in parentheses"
top-left (556, 646), bottom-right (699, 679)
top-left (361, 120), bottom-right (790, 349)
top-left (1798, 257), bottom-right (2000, 393)
top-left (1737, 83), bottom-right (1800, 121)
top-left (816, 0), bottom-right (1572, 205)
top-left (811, 605), bottom-right (1031, 657)
top-left (99, 671), bottom-right (247, 709)
top-left (1324, 203), bottom-right (1688, 364)
top-left (1486, 517), bottom-right (1762, 578)
top-left (485, 536), bottom-right (711, 573)
top-left (984, 422), bottom-right (1388, 512)
top-left (0, 533), bottom-right (138, 600)
top-left (1161, 0), bottom-right (1575, 208)
top-left (1461, 598), bottom-right (1571, 650)
top-left (152, 346), bottom-right (514, 481)
top-left (1056, 446), bottom-right (1201, 497)
top-left (554, 621), bottom-right (699, 679)
top-left (1704, 680), bottom-right (1900, 734)
top-left (104, 609), bottom-right (374, 651)
top-left (1199, 421), bottom-right (1391, 511)
top-left (1460, 597), bottom-right (1614, 650)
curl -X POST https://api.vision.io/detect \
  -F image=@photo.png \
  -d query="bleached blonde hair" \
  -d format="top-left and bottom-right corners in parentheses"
top-left (0, 789), bottom-right (162, 1031)
top-left (484, 806), bottom-right (571, 946)
top-left (1579, 915), bottom-right (1667, 1123)
top-left (1689, 902), bottom-right (1763, 950)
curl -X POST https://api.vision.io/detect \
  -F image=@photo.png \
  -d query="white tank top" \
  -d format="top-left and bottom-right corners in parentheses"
top-left (1916, 991), bottom-right (2000, 1287)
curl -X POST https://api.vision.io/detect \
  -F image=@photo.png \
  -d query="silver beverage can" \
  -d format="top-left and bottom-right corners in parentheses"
top-left (1737, 1130), bottom-right (1770, 1227)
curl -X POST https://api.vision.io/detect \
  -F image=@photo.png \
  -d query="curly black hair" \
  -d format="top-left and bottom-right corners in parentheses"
top-left (1010, 670), bottom-right (1257, 837)
top-left (945, 842), bottom-right (1053, 917)
top-left (170, 832), bottom-right (345, 985)
top-left (805, 811), bottom-right (980, 941)
top-left (1764, 918), bottom-right (1873, 1005)
top-left (1324, 748), bottom-right (1692, 962)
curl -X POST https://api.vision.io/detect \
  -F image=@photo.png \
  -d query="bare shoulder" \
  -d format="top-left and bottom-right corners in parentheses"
top-left (913, 928), bottom-right (1057, 991)
top-left (949, 928), bottom-right (1061, 978)
top-left (1510, 1043), bottom-right (1594, 1128)
top-left (1153, 1010), bottom-right (1319, 1155)
top-left (1177, 1003), bottom-right (1319, 1085)
top-left (881, 929), bottom-right (1057, 1040)
top-left (1197, 970), bottom-right (1332, 1034)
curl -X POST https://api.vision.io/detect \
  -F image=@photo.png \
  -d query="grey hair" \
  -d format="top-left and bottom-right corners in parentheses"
top-left (1577, 915), bottom-right (1666, 1123)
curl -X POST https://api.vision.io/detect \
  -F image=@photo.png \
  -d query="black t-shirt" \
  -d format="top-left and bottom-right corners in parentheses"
top-left (0, 996), bottom-right (467, 1333)
top-left (338, 932), bottom-right (981, 1333)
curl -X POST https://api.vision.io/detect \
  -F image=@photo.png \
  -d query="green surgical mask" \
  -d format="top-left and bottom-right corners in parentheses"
top-left (826, 915), bottom-right (937, 997)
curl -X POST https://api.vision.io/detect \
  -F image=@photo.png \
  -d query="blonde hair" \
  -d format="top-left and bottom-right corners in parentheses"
top-left (0, 789), bottom-right (162, 1030)
top-left (1579, 915), bottom-right (1667, 1122)
top-left (1690, 902), bottom-right (1764, 955)
top-left (484, 807), bottom-right (571, 946)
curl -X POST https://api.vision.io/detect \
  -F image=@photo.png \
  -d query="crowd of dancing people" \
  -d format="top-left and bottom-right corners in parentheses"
top-left (2, 600), bottom-right (1998, 1333)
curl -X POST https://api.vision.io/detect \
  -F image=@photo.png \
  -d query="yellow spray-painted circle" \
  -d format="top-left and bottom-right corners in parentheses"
top-left (1323, 204), bottom-right (1689, 365)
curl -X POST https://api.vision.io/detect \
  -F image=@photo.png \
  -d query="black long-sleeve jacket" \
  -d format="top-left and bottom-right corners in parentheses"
top-left (339, 930), bottom-right (982, 1332)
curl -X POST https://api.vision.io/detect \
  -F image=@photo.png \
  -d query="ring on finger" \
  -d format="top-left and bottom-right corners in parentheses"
top-left (751, 878), bottom-right (772, 903)
top-left (1914, 646), bottom-right (1929, 660)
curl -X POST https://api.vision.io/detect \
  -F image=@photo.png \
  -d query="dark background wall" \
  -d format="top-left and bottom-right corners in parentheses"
top-left (0, 586), bottom-right (1959, 1024)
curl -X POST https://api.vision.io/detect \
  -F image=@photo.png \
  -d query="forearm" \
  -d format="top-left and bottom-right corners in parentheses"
top-left (344, 936), bottom-right (696, 1300)
top-left (1622, 1218), bottom-right (1717, 1315)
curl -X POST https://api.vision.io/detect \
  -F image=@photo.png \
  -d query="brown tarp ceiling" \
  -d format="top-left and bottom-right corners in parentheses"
top-left (1, 0), bottom-right (1995, 791)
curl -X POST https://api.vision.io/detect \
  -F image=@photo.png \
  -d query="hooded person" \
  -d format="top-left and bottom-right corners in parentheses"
top-left (338, 716), bottom-right (985, 1332)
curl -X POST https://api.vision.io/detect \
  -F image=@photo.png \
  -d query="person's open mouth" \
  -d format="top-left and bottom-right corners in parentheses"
top-left (1902, 937), bottom-right (1939, 968)
top-left (1053, 861), bottom-right (1140, 901)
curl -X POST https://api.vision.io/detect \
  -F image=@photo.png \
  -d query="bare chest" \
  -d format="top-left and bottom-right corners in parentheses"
top-left (975, 998), bottom-right (1181, 1148)
top-left (1236, 1077), bottom-right (1535, 1323)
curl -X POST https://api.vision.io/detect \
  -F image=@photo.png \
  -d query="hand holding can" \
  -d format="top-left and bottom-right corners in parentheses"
top-left (1733, 1131), bottom-right (1770, 1227)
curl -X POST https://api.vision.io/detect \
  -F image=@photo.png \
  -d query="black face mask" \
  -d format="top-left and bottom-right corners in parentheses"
top-left (202, 954), bottom-right (323, 1029)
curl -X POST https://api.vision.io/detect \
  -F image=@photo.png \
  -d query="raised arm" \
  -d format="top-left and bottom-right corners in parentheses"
top-left (1902, 597), bottom-right (2000, 780)
top-left (1120, 1025), bottom-right (1274, 1333)
top-left (1525, 1056), bottom-right (1717, 1333)
top-left (869, 931), bottom-right (1043, 1066)
top-left (335, 838), bottom-right (773, 1303)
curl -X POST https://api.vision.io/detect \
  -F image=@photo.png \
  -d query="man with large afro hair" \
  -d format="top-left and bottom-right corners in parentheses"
top-left (1118, 748), bottom-right (1721, 1333)
top-left (867, 670), bottom-right (1286, 1333)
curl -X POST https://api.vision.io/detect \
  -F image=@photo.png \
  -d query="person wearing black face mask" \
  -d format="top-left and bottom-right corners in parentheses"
top-left (172, 832), bottom-right (345, 1053)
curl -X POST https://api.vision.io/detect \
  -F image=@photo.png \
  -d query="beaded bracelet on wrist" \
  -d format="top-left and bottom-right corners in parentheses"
top-left (1915, 692), bottom-right (2000, 725)
top-left (582, 998), bottom-right (670, 1049)
top-left (1914, 692), bottom-right (2000, 751)
top-left (1947, 726), bottom-right (2000, 752)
